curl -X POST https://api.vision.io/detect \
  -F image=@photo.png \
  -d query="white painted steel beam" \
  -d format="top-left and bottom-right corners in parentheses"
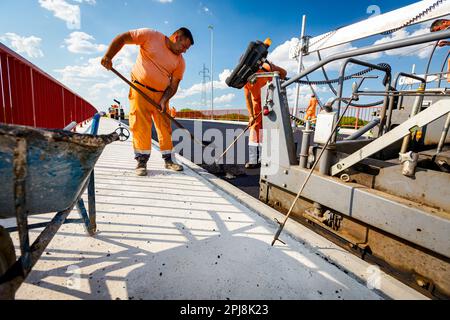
top-left (308, 0), bottom-right (450, 53)
top-left (331, 98), bottom-right (450, 176)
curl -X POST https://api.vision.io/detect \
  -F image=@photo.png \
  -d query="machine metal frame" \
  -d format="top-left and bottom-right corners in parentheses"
top-left (259, 29), bottom-right (450, 298)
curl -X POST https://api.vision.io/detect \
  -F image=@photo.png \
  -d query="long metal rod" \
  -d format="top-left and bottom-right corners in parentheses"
top-left (272, 97), bottom-right (355, 246)
top-left (316, 51), bottom-right (385, 108)
top-left (438, 50), bottom-right (450, 87)
top-left (283, 29), bottom-right (450, 89)
top-left (209, 25), bottom-right (214, 120)
top-left (355, 92), bottom-right (448, 97)
top-left (110, 67), bottom-right (208, 148)
top-left (293, 15), bottom-right (307, 121)
top-left (425, 41), bottom-right (439, 75)
top-left (214, 111), bottom-right (263, 164)
top-left (336, 58), bottom-right (391, 141)
top-left (436, 113), bottom-right (450, 155)
top-left (388, 72), bottom-right (426, 133)
top-left (344, 117), bottom-right (380, 141)
top-left (63, 121), bottom-right (77, 131)
top-left (394, 72), bottom-right (426, 88)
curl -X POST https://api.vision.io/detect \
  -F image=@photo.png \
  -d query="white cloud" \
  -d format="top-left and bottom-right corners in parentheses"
top-left (64, 32), bottom-right (107, 54)
top-left (198, 2), bottom-right (212, 15)
top-left (219, 69), bottom-right (232, 82)
top-left (55, 46), bottom-right (138, 109)
top-left (39, 0), bottom-right (81, 30)
top-left (268, 38), bottom-right (357, 76)
top-left (73, 0), bottom-right (96, 4)
top-left (56, 56), bottom-right (107, 86)
top-left (214, 93), bottom-right (235, 104)
top-left (55, 46), bottom-right (137, 83)
top-left (155, 0), bottom-right (173, 3)
top-left (0, 33), bottom-right (44, 58)
top-left (371, 25), bottom-right (434, 59)
top-left (175, 69), bottom-right (231, 100)
top-left (285, 86), bottom-right (325, 108)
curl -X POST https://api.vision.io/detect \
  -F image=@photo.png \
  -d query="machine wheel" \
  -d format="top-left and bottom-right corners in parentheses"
top-left (115, 127), bottom-right (130, 142)
top-left (0, 226), bottom-right (17, 300)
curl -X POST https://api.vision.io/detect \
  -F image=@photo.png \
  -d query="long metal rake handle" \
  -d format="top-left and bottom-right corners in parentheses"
top-left (110, 68), bottom-right (208, 148)
top-left (214, 111), bottom-right (263, 164)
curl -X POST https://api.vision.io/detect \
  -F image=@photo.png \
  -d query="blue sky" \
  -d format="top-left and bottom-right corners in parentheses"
top-left (1, 0), bottom-right (449, 113)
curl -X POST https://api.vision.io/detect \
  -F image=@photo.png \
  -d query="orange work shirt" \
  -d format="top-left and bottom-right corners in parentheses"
top-left (129, 28), bottom-right (186, 92)
top-left (244, 63), bottom-right (273, 114)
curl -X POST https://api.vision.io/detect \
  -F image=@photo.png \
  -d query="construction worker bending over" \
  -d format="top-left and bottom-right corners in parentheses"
top-left (304, 94), bottom-right (318, 121)
top-left (101, 27), bottom-right (194, 176)
top-left (244, 61), bottom-right (287, 169)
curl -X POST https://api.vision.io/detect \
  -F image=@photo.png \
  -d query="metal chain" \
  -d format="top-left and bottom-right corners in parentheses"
top-left (293, 0), bottom-right (444, 58)
top-left (381, 0), bottom-right (445, 35)
top-left (308, 29), bottom-right (339, 48)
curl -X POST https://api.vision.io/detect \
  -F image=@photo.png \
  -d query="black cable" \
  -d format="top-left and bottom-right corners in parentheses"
top-left (291, 63), bottom-right (391, 86)
top-left (317, 51), bottom-right (338, 95)
top-left (294, 53), bottom-right (387, 107)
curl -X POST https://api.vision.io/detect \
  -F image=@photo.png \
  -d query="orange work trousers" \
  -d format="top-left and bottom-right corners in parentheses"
top-left (304, 108), bottom-right (317, 121)
top-left (244, 83), bottom-right (264, 146)
top-left (128, 85), bottom-right (173, 156)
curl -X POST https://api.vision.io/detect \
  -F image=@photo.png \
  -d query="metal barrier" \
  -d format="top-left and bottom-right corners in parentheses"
top-left (176, 109), bottom-right (250, 122)
top-left (0, 43), bottom-right (97, 129)
top-left (176, 106), bottom-right (381, 128)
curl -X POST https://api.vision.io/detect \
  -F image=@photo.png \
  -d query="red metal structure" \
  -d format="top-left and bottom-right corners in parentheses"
top-left (0, 43), bottom-right (97, 129)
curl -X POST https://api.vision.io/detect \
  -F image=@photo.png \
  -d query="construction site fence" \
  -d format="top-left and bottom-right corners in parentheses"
top-left (175, 106), bottom-right (382, 129)
top-left (0, 43), bottom-right (97, 129)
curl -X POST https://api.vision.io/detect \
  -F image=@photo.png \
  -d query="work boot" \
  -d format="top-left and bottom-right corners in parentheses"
top-left (245, 162), bottom-right (261, 169)
top-left (162, 154), bottom-right (184, 172)
top-left (135, 154), bottom-right (150, 176)
top-left (246, 145), bottom-right (261, 169)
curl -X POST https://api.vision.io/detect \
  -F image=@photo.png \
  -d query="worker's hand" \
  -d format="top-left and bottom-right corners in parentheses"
top-left (101, 56), bottom-right (113, 70)
top-left (438, 41), bottom-right (449, 47)
top-left (249, 115), bottom-right (255, 124)
top-left (160, 100), bottom-right (168, 113)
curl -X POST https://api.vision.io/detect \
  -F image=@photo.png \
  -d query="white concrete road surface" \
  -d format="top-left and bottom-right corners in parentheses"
top-left (2, 118), bottom-right (425, 300)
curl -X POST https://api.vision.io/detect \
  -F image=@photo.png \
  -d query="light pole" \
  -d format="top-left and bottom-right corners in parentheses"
top-left (208, 25), bottom-right (214, 120)
top-left (293, 15), bottom-right (307, 124)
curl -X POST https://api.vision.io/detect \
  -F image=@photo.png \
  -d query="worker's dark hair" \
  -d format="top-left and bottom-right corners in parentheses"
top-left (175, 27), bottom-right (194, 45)
top-left (430, 19), bottom-right (449, 32)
